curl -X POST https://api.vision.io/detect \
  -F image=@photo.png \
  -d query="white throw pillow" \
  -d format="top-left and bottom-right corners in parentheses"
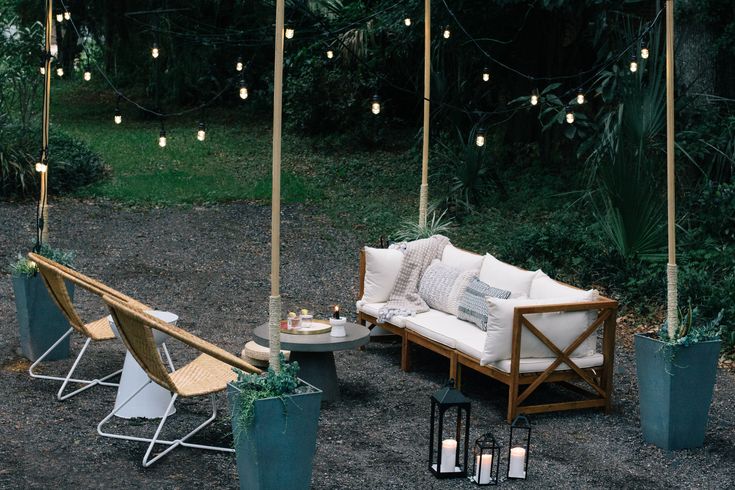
top-left (441, 244), bottom-right (484, 272)
top-left (361, 247), bottom-right (403, 303)
top-left (479, 254), bottom-right (539, 298)
top-left (418, 259), bottom-right (476, 316)
top-left (530, 272), bottom-right (585, 299)
top-left (482, 292), bottom-right (600, 364)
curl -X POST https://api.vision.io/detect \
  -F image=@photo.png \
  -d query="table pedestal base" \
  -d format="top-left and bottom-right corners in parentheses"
top-left (290, 351), bottom-right (339, 403)
top-left (114, 352), bottom-right (176, 419)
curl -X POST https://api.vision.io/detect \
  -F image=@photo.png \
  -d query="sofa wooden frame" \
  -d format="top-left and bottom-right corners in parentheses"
top-left (357, 248), bottom-right (618, 422)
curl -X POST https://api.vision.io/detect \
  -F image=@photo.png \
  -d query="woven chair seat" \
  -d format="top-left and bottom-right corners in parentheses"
top-left (168, 353), bottom-right (239, 397)
top-left (84, 316), bottom-right (116, 341)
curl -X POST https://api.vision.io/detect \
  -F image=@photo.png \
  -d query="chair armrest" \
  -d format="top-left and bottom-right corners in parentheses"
top-left (358, 248), bottom-right (366, 300)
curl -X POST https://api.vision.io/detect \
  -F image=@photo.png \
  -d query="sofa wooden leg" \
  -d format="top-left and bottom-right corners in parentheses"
top-left (400, 335), bottom-right (411, 372)
top-left (455, 362), bottom-right (463, 391)
top-left (449, 352), bottom-right (458, 384)
top-left (507, 384), bottom-right (518, 423)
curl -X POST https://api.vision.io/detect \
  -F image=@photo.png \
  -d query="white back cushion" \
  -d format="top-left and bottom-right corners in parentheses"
top-left (530, 272), bottom-right (584, 299)
top-left (479, 254), bottom-right (539, 298)
top-left (441, 244), bottom-right (484, 272)
top-left (361, 247), bottom-right (403, 303)
top-left (482, 291), bottom-right (599, 363)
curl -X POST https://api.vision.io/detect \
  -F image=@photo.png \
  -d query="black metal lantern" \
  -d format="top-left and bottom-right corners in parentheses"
top-left (470, 433), bottom-right (501, 485)
top-left (428, 380), bottom-right (471, 478)
top-left (506, 415), bottom-right (531, 480)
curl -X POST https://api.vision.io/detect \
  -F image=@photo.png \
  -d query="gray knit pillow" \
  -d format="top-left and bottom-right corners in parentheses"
top-left (457, 277), bottom-right (511, 330)
top-left (419, 260), bottom-right (475, 315)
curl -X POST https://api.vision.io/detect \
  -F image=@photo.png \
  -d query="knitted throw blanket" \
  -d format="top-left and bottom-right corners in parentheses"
top-left (378, 235), bottom-right (450, 323)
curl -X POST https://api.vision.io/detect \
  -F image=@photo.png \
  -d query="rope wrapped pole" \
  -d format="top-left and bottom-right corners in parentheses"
top-left (418, 0), bottom-right (431, 228)
top-left (269, 0), bottom-right (285, 371)
top-left (38, 0), bottom-right (53, 244)
top-left (665, 0), bottom-right (677, 339)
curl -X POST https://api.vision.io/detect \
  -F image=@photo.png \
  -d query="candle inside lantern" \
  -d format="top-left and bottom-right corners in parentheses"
top-left (508, 447), bottom-right (526, 478)
top-left (440, 439), bottom-right (457, 473)
top-left (333, 305), bottom-right (340, 319)
top-left (474, 453), bottom-right (492, 484)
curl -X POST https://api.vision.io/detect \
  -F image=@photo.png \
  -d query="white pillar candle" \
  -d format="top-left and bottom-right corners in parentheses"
top-left (440, 439), bottom-right (457, 472)
top-left (508, 447), bottom-right (527, 478)
top-left (474, 453), bottom-right (492, 484)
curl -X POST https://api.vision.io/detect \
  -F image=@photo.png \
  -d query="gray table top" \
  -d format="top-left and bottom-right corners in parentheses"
top-left (253, 322), bottom-right (370, 353)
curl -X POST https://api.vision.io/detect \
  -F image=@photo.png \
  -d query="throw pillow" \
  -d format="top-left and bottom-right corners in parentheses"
top-left (457, 277), bottom-right (512, 331)
top-left (482, 291), bottom-right (600, 364)
top-left (418, 260), bottom-right (476, 315)
top-left (441, 244), bottom-right (484, 272)
top-left (361, 247), bottom-right (403, 303)
top-left (529, 272), bottom-right (586, 299)
top-left (479, 254), bottom-right (540, 298)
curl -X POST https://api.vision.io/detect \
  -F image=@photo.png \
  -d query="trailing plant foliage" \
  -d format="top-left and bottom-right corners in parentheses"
top-left (231, 354), bottom-right (300, 444)
top-left (9, 243), bottom-right (75, 277)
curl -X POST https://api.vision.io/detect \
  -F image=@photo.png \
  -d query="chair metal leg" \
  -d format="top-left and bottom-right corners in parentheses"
top-left (28, 328), bottom-right (122, 401)
top-left (161, 342), bottom-right (175, 372)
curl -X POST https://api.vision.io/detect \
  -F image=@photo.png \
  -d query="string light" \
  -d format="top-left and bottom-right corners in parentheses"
top-left (56, 12), bottom-right (63, 22)
top-left (114, 96), bottom-right (122, 124)
top-left (530, 89), bottom-right (539, 106)
top-left (83, 66), bottom-right (91, 81)
top-left (576, 88), bottom-right (585, 105)
top-left (236, 57), bottom-right (243, 72)
top-left (35, 160), bottom-right (47, 173)
top-left (475, 128), bottom-right (486, 147)
top-left (285, 27), bottom-right (295, 39)
top-left (326, 49), bottom-right (334, 59)
top-left (641, 42), bottom-right (649, 59)
top-left (49, 43), bottom-right (58, 57)
top-left (629, 54), bottom-right (638, 73)
top-left (56, 66), bottom-right (64, 77)
top-left (442, 26), bottom-right (451, 39)
top-left (159, 127), bottom-right (167, 148)
top-left (63, 9), bottom-right (71, 21)
top-left (482, 67), bottom-right (490, 82)
top-left (151, 43), bottom-right (160, 59)
top-left (239, 80), bottom-right (249, 100)
top-left (197, 122), bottom-right (206, 141)
top-left (565, 106), bottom-right (575, 124)
top-left (39, 64), bottom-right (45, 75)
top-left (404, 18), bottom-right (411, 26)
top-left (371, 94), bottom-right (381, 115)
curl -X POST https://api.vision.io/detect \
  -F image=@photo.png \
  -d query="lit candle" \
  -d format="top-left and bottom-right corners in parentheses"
top-left (440, 439), bottom-right (457, 473)
top-left (508, 447), bottom-right (526, 478)
top-left (474, 453), bottom-right (492, 484)
top-left (333, 305), bottom-right (340, 319)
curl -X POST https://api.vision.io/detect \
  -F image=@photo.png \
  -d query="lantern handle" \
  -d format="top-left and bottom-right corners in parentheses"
top-left (511, 414), bottom-right (531, 428)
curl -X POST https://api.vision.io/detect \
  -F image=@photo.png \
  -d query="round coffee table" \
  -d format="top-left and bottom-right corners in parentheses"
top-left (253, 322), bottom-right (370, 402)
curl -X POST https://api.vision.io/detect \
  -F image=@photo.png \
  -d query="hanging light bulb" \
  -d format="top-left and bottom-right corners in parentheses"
top-left (404, 18), bottom-right (412, 26)
top-left (35, 160), bottom-right (47, 173)
top-left (482, 67), bottom-right (490, 82)
top-left (530, 89), bottom-right (539, 106)
top-left (475, 128), bottom-right (486, 147)
top-left (159, 129), bottom-right (167, 148)
top-left (63, 9), bottom-right (71, 21)
top-left (39, 64), bottom-right (46, 75)
top-left (197, 122), bottom-right (206, 142)
top-left (239, 79), bottom-right (249, 100)
top-left (326, 49), bottom-right (334, 59)
top-left (151, 43), bottom-right (160, 59)
top-left (50, 43), bottom-right (58, 57)
top-left (576, 88), bottom-right (585, 105)
top-left (442, 26), bottom-right (451, 39)
top-left (114, 108), bottom-right (122, 125)
top-left (371, 94), bottom-right (381, 115)
top-left (565, 106), bottom-right (575, 124)
top-left (56, 66), bottom-right (64, 77)
top-left (56, 12), bottom-right (63, 22)
top-left (236, 57), bottom-right (244, 72)
top-left (285, 27), bottom-right (295, 39)
top-left (83, 66), bottom-right (91, 81)
top-left (641, 45), bottom-right (649, 60)
top-left (629, 54), bottom-right (638, 73)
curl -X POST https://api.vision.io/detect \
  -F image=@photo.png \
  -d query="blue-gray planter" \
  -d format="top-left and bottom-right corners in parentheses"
top-left (12, 274), bottom-right (74, 362)
top-left (228, 380), bottom-right (322, 490)
top-left (634, 333), bottom-right (721, 450)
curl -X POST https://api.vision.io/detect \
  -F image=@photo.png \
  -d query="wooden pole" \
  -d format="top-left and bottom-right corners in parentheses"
top-left (268, 0), bottom-right (285, 371)
top-left (665, 0), bottom-right (677, 339)
top-left (38, 0), bottom-right (53, 245)
top-left (418, 0), bottom-right (430, 228)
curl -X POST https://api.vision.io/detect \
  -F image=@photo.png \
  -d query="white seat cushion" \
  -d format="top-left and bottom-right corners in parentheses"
top-left (489, 353), bottom-right (604, 373)
top-left (441, 244), bottom-right (484, 272)
top-left (405, 310), bottom-right (477, 349)
top-left (479, 254), bottom-right (540, 298)
top-left (356, 301), bottom-right (407, 328)
top-left (361, 247), bottom-right (403, 303)
top-left (454, 324), bottom-right (488, 360)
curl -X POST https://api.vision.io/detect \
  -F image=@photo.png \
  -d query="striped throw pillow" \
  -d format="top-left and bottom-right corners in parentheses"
top-left (457, 277), bottom-right (511, 330)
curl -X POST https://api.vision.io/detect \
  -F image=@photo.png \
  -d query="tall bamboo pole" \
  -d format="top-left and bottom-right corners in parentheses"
top-left (665, 0), bottom-right (677, 339)
top-left (38, 0), bottom-right (53, 244)
top-left (418, 0), bottom-right (430, 228)
top-left (268, 0), bottom-right (285, 371)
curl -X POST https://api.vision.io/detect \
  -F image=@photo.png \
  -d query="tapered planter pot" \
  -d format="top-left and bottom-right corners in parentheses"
top-left (228, 381), bottom-right (322, 490)
top-left (12, 274), bottom-right (73, 362)
top-left (635, 333), bottom-right (721, 450)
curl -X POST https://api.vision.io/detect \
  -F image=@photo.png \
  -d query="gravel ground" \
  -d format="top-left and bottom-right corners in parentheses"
top-left (0, 199), bottom-right (733, 489)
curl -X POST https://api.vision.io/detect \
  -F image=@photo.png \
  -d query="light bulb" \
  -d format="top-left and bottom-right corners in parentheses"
top-left (629, 55), bottom-right (638, 73)
top-left (285, 27), bottom-right (294, 39)
top-left (114, 109), bottom-right (122, 125)
top-left (641, 47), bottom-right (649, 59)
top-left (50, 44), bottom-right (58, 56)
top-left (326, 49), bottom-right (334, 59)
top-left (530, 93), bottom-right (539, 106)
top-left (371, 95), bottom-right (381, 115)
top-left (63, 10), bottom-right (70, 20)
top-left (197, 122), bottom-right (206, 141)
top-left (159, 131), bottom-right (167, 148)
top-left (482, 68), bottom-right (490, 82)
top-left (404, 18), bottom-right (411, 26)
top-left (152, 44), bottom-right (159, 59)
top-left (239, 86), bottom-right (249, 100)
top-left (56, 67), bottom-right (64, 77)
top-left (566, 108), bottom-right (575, 124)
top-left (475, 130), bottom-right (486, 147)
top-left (40, 66), bottom-right (46, 75)
top-left (443, 27), bottom-right (451, 39)
top-left (576, 89), bottom-right (585, 105)
top-left (35, 161), bottom-right (47, 173)
top-left (56, 13), bottom-right (63, 22)
top-left (83, 69), bottom-right (91, 81)
top-left (236, 57), bottom-right (243, 71)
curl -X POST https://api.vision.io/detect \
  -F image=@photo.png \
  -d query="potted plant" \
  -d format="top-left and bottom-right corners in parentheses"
top-left (635, 305), bottom-right (723, 450)
top-left (10, 244), bottom-right (75, 361)
top-left (229, 354), bottom-right (322, 490)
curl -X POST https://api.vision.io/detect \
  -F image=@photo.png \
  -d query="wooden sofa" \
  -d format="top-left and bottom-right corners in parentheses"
top-left (356, 248), bottom-right (618, 422)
